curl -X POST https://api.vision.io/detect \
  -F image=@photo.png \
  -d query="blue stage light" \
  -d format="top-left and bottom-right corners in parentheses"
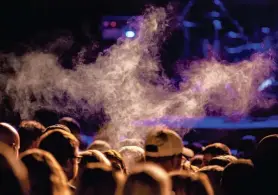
top-left (213, 20), bottom-right (222, 30)
top-left (209, 11), bottom-right (220, 18)
top-left (228, 31), bottom-right (238, 38)
top-left (125, 30), bottom-right (135, 38)
top-left (261, 27), bottom-right (270, 34)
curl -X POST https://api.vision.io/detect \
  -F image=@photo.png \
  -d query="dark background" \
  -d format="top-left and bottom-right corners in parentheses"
top-left (0, 0), bottom-right (278, 142)
top-left (0, 0), bottom-right (277, 52)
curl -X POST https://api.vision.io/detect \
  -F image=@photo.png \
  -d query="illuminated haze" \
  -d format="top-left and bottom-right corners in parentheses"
top-left (1, 7), bottom-right (275, 148)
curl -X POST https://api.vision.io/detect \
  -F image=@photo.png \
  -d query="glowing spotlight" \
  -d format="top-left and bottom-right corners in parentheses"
top-left (125, 30), bottom-right (136, 38)
top-left (228, 31), bottom-right (238, 38)
top-left (261, 27), bottom-right (270, 34)
top-left (110, 21), bottom-right (117, 28)
top-left (213, 20), bottom-right (222, 30)
top-left (209, 11), bottom-right (220, 18)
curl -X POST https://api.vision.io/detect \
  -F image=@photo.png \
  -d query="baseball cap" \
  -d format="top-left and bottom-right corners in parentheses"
top-left (145, 128), bottom-right (183, 157)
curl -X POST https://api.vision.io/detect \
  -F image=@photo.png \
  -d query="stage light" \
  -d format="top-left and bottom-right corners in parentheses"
top-left (261, 27), bottom-right (270, 34)
top-left (209, 11), bottom-right (220, 18)
top-left (103, 21), bottom-right (109, 27)
top-left (110, 21), bottom-right (117, 28)
top-left (213, 20), bottom-right (222, 30)
top-left (125, 30), bottom-right (135, 38)
top-left (214, 0), bottom-right (221, 5)
top-left (183, 20), bottom-right (197, 28)
top-left (228, 31), bottom-right (238, 38)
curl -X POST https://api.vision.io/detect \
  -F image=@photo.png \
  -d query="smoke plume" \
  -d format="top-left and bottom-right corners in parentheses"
top-left (1, 7), bottom-right (275, 148)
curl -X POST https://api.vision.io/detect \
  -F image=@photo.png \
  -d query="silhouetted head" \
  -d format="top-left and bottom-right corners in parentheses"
top-left (202, 143), bottom-right (231, 166)
top-left (190, 155), bottom-right (203, 168)
top-left (38, 129), bottom-right (79, 181)
top-left (59, 117), bottom-right (87, 149)
top-left (145, 128), bottom-right (183, 172)
top-left (123, 163), bottom-right (171, 195)
top-left (221, 159), bottom-right (255, 195)
top-left (182, 161), bottom-right (199, 173)
top-left (0, 122), bottom-right (20, 157)
top-left (119, 146), bottom-right (145, 173)
top-left (199, 165), bottom-right (224, 195)
top-left (78, 150), bottom-right (111, 171)
top-left (0, 141), bottom-right (29, 195)
top-left (238, 135), bottom-right (256, 159)
top-left (181, 147), bottom-right (194, 166)
top-left (208, 155), bottom-right (237, 167)
top-left (18, 120), bottom-right (46, 153)
top-left (169, 171), bottom-right (214, 195)
top-left (253, 134), bottom-right (278, 168)
top-left (187, 142), bottom-right (204, 154)
top-left (88, 140), bottom-right (111, 152)
top-left (104, 150), bottom-right (127, 174)
top-left (20, 149), bottom-right (71, 195)
top-left (59, 117), bottom-right (81, 135)
top-left (45, 124), bottom-right (71, 133)
top-left (182, 147), bottom-right (194, 159)
top-left (252, 134), bottom-right (278, 195)
top-left (75, 163), bottom-right (124, 195)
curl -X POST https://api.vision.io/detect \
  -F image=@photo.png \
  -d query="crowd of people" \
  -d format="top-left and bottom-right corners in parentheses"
top-left (0, 117), bottom-right (277, 195)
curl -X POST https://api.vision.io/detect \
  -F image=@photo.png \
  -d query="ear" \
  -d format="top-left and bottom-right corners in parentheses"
top-left (12, 144), bottom-right (19, 158)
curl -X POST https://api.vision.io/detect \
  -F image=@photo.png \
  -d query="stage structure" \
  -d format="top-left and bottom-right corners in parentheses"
top-left (101, 16), bottom-right (140, 40)
top-left (100, 0), bottom-right (278, 96)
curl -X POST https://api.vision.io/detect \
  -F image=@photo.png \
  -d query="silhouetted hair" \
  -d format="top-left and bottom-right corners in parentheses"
top-left (239, 135), bottom-right (256, 151)
top-left (75, 163), bottom-right (124, 195)
top-left (199, 165), bottom-right (223, 177)
top-left (188, 142), bottom-right (204, 154)
top-left (199, 165), bottom-right (223, 195)
top-left (203, 143), bottom-right (231, 156)
top-left (208, 155), bottom-right (237, 167)
top-left (59, 117), bottom-right (81, 135)
top-left (119, 146), bottom-right (145, 173)
top-left (252, 134), bottom-right (278, 195)
top-left (169, 171), bottom-right (214, 195)
top-left (20, 149), bottom-right (71, 195)
top-left (182, 161), bottom-right (199, 172)
top-left (79, 150), bottom-right (111, 168)
top-left (87, 140), bottom-right (111, 152)
top-left (253, 134), bottom-right (278, 167)
top-left (190, 155), bottom-right (203, 168)
top-left (123, 163), bottom-right (171, 195)
top-left (0, 141), bottom-right (29, 195)
top-left (182, 147), bottom-right (194, 159)
top-left (104, 150), bottom-right (127, 174)
top-left (0, 122), bottom-right (20, 152)
top-left (18, 120), bottom-right (46, 152)
top-left (44, 124), bottom-right (71, 133)
top-left (221, 159), bottom-right (255, 195)
top-left (38, 130), bottom-right (79, 167)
